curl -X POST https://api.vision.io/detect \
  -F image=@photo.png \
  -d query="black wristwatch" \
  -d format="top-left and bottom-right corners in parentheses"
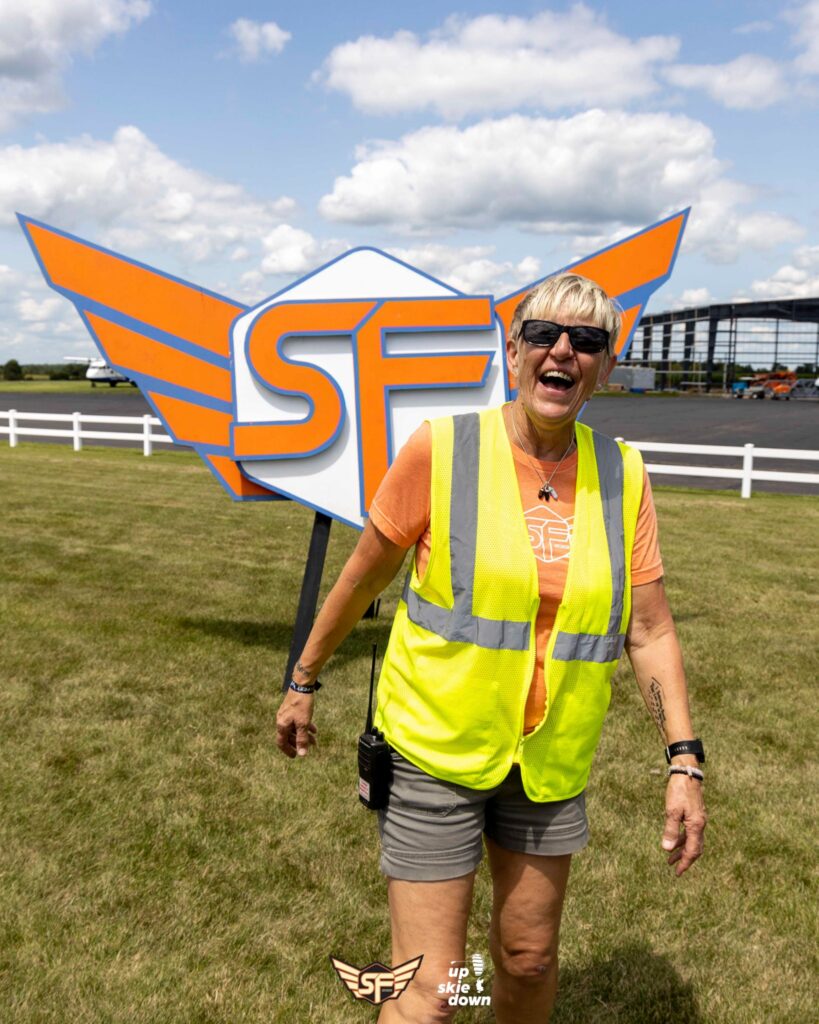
top-left (665, 738), bottom-right (705, 764)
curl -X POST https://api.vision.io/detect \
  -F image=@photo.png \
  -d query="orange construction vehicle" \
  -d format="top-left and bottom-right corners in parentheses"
top-left (742, 370), bottom-right (797, 399)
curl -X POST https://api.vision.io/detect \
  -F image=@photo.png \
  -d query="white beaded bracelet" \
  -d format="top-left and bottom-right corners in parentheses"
top-left (667, 765), bottom-right (704, 781)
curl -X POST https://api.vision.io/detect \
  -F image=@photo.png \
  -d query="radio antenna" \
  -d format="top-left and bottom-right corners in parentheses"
top-left (366, 643), bottom-right (378, 733)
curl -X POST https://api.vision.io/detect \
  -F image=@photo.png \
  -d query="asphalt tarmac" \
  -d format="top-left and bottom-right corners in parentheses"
top-left (2, 390), bottom-right (818, 495)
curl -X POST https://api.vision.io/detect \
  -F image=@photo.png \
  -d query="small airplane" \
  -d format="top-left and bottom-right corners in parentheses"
top-left (63, 356), bottom-right (136, 387)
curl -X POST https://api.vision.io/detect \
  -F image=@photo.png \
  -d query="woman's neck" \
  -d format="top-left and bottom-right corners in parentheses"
top-left (505, 401), bottom-right (575, 461)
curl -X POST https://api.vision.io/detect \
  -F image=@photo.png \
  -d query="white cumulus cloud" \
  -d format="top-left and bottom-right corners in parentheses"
top-left (17, 293), bottom-right (65, 323)
top-left (319, 111), bottom-right (723, 230)
top-left (0, 267), bottom-right (88, 357)
top-left (318, 109), bottom-right (803, 266)
top-left (749, 245), bottom-right (819, 298)
top-left (387, 244), bottom-right (540, 296)
top-left (228, 18), bottom-right (291, 62)
top-left (670, 287), bottom-right (715, 310)
top-left (682, 182), bottom-right (804, 264)
top-left (0, 126), bottom-right (297, 262)
top-left (259, 225), bottom-right (346, 275)
top-left (0, 0), bottom-right (151, 130)
top-left (665, 54), bottom-right (787, 109)
top-left (788, 0), bottom-right (819, 74)
top-left (319, 6), bottom-right (678, 119)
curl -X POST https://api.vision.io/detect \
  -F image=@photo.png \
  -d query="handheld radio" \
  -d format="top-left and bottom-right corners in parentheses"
top-left (358, 644), bottom-right (392, 810)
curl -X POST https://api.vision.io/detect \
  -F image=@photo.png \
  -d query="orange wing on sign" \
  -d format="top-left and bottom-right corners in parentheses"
top-left (19, 216), bottom-right (273, 500)
top-left (19, 210), bottom-right (687, 525)
top-left (495, 209), bottom-right (688, 394)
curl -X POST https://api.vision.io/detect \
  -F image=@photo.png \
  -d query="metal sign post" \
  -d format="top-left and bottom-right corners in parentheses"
top-left (282, 511), bottom-right (332, 692)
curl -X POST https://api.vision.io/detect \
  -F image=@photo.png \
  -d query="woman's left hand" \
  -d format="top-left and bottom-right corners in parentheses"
top-left (276, 690), bottom-right (318, 759)
top-left (661, 773), bottom-right (707, 876)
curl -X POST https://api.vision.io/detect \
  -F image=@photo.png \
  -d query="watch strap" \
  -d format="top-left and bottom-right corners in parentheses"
top-left (665, 738), bottom-right (705, 764)
top-left (289, 679), bottom-right (322, 694)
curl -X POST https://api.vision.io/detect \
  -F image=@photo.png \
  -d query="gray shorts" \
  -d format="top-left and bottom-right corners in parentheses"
top-left (378, 750), bottom-right (589, 881)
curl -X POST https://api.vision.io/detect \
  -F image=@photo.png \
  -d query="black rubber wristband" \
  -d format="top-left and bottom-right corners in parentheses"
top-left (665, 738), bottom-right (705, 764)
top-left (288, 679), bottom-right (322, 694)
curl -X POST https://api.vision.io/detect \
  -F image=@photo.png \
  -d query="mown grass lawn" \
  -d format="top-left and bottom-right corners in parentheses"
top-left (1, 444), bottom-right (816, 1023)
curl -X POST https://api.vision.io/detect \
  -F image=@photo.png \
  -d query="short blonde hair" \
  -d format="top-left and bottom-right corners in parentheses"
top-left (508, 273), bottom-right (622, 356)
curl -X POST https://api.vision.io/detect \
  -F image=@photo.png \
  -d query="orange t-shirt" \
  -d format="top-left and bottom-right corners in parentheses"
top-left (369, 419), bottom-right (664, 734)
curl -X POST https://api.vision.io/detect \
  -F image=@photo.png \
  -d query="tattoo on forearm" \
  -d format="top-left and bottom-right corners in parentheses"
top-left (648, 677), bottom-right (667, 738)
top-left (295, 660), bottom-right (310, 680)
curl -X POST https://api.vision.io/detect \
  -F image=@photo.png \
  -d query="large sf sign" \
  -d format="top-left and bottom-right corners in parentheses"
top-left (20, 211), bottom-right (687, 528)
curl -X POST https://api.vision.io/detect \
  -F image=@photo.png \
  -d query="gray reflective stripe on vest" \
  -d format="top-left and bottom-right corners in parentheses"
top-left (403, 412), bottom-right (530, 651)
top-left (552, 630), bottom-right (625, 663)
top-left (553, 432), bottom-right (626, 664)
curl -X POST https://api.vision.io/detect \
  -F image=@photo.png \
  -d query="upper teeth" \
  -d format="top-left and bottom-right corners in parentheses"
top-left (542, 371), bottom-right (573, 383)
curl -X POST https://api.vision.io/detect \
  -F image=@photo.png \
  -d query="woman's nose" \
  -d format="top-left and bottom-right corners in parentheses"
top-left (550, 330), bottom-right (573, 358)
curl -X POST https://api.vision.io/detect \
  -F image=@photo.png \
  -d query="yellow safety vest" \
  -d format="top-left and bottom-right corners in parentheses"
top-left (373, 405), bottom-right (645, 801)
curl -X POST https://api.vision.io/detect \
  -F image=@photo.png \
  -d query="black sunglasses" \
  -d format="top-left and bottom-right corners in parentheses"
top-left (521, 319), bottom-right (610, 354)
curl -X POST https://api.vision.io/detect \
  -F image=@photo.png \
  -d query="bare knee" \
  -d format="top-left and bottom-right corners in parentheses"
top-left (491, 937), bottom-right (558, 983)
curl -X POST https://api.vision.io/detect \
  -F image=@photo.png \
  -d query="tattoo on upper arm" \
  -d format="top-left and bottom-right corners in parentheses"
top-left (648, 677), bottom-right (667, 738)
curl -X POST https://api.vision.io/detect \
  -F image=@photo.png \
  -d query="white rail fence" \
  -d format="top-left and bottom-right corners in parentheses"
top-left (1, 410), bottom-right (818, 499)
top-left (0, 410), bottom-right (172, 457)
top-left (614, 439), bottom-right (819, 499)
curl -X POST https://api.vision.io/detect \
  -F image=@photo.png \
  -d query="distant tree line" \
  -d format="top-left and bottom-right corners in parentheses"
top-left (1, 361), bottom-right (87, 381)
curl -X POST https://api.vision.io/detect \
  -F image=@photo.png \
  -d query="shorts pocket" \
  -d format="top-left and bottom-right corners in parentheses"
top-left (389, 751), bottom-right (463, 816)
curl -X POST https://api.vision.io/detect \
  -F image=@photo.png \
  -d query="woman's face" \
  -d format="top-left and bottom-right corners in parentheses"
top-left (506, 307), bottom-right (616, 433)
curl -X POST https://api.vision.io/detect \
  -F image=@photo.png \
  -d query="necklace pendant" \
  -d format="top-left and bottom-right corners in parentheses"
top-left (539, 484), bottom-right (558, 501)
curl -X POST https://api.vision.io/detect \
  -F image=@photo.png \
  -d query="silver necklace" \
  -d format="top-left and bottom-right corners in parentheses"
top-left (511, 408), bottom-right (575, 501)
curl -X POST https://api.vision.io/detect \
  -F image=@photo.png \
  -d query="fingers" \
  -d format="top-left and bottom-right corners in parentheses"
top-left (673, 813), bottom-right (706, 876)
top-left (275, 697), bottom-right (318, 759)
top-left (276, 720), bottom-right (298, 758)
top-left (295, 722), bottom-right (317, 757)
top-left (276, 721), bottom-right (318, 758)
top-left (661, 807), bottom-right (684, 852)
top-left (662, 788), bottom-right (707, 876)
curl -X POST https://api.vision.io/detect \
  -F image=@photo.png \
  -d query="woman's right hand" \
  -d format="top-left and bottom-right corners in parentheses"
top-left (275, 690), bottom-right (318, 758)
top-left (272, 521), bottom-right (409, 761)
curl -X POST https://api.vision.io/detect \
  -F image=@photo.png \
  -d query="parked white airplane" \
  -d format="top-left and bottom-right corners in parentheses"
top-left (63, 356), bottom-right (135, 387)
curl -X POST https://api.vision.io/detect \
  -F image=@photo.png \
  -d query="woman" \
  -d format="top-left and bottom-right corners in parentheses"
top-left (276, 273), bottom-right (707, 1023)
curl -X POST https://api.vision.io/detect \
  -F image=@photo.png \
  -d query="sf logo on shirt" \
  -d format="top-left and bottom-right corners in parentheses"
top-left (330, 954), bottom-right (423, 1005)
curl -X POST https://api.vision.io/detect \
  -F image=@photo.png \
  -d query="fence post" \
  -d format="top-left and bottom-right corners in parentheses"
top-left (72, 411), bottom-right (82, 452)
top-left (9, 409), bottom-right (17, 447)
top-left (143, 414), bottom-right (153, 456)
top-left (741, 443), bottom-right (754, 499)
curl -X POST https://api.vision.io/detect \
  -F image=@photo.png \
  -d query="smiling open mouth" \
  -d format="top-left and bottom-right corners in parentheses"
top-left (539, 371), bottom-right (575, 391)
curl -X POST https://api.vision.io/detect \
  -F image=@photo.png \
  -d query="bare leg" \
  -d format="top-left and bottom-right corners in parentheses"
top-left (486, 837), bottom-right (573, 1024)
top-left (378, 872), bottom-right (476, 1024)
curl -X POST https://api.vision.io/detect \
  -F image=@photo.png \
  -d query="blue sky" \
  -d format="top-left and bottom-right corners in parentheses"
top-left (2, 0), bottom-right (819, 362)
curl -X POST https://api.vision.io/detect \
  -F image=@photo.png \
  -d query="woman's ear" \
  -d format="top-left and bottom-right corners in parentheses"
top-left (506, 335), bottom-right (519, 377)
